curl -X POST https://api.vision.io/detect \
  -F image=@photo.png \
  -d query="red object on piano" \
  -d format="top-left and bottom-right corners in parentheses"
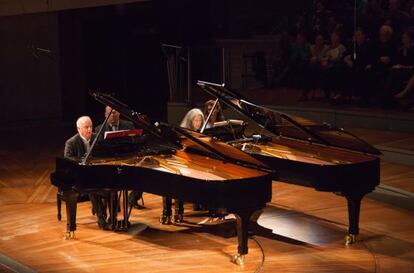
top-left (104, 129), bottom-right (143, 140)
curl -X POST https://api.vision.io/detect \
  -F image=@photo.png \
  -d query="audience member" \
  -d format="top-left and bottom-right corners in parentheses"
top-left (366, 25), bottom-right (396, 103)
top-left (394, 72), bottom-right (414, 110)
top-left (320, 31), bottom-right (347, 99)
top-left (386, 0), bottom-right (410, 35)
top-left (301, 34), bottom-right (328, 100)
top-left (378, 29), bottom-right (414, 106)
top-left (279, 32), bottom-right (311, 89)
top-left (342, 28), bottom-right (373, 104)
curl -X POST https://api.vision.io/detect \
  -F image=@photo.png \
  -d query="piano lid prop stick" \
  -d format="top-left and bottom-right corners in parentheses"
top-left (81, 108), bottom-right (114, 165)
top-left (200, 98), bottom-right (219, 134)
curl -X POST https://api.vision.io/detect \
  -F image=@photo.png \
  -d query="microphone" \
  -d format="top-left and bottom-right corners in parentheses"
top-left (27, 44), bottom-right (53, 59)
top-left (35, 47), bottom-right (52, 54)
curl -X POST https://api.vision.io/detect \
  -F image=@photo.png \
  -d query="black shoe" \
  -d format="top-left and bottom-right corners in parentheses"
top-left (173, 213), bottom-right (183, 223)
top-left (159, 215), bottom-right (172, 225)
top-left (106, 217), bottom-right (118, 230)
top-left (98, 217), bottom-right (109, 230)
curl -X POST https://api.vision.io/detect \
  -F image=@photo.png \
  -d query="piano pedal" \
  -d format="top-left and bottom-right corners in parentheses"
top-left (159, 215), bottom-right (172, 225)
top-left (63, 231), bottom-right (75, 240)
top-left (345, 234), bottom-right (358, 245)
top-left (231, 254), bottom-right (245, 265)
top-left (173, 214), bottom-right (183, 223)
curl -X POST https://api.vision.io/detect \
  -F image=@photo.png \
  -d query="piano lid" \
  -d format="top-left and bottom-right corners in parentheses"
top-left (176, 126), bottom-right (271, 171)
top-left (197, 81), bottom-right (382, 156)
top-left (89, 92), bottom-right (272, 172)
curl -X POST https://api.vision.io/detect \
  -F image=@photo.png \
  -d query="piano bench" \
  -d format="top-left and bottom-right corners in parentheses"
top-left (56, 190), bottom-right (90, 221)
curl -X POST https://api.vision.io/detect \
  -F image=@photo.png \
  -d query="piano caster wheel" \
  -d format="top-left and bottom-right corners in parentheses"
top-left (231, 254), bottom-right (245, 265)
top-left (345, 234), bottom-right (358, 245)
top-left (63, 231), bottom-right (75, 240)
top-left (159, 215), bottom-right (172, 225)
top-left (173, 214), bottom-right (183, 223)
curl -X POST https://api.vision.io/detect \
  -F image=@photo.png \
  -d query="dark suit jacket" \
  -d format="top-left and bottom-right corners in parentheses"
top-left (64, 133), bottom-right (95, 161)
top-left (94, 119), bottom-right (135, 141)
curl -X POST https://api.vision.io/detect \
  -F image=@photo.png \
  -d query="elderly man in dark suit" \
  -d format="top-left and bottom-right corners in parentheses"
top-left (95, 106), bottom-right (144, 210)
top-left (64, 116), bottom-right (94, 160)
top-left (64, 116), bottom-right (109, 230)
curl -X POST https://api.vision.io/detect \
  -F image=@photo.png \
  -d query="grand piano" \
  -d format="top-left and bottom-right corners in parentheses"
top-left (197, 80), bottom-right (381, 244)
top-left (50, 92), bottom-right (273, 263)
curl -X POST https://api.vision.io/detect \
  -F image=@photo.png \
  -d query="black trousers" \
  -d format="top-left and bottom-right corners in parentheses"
top-left (162, 197), bottom-right (184, 216)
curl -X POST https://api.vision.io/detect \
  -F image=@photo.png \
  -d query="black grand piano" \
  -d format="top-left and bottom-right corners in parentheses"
top-left (50, 92), bottom-right (273, 263)
top-left (198, 80), bottom-right (381, 244)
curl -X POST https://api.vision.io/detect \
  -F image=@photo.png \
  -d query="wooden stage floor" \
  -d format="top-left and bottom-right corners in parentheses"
top-left (0, 125), bottom-right (413, 272)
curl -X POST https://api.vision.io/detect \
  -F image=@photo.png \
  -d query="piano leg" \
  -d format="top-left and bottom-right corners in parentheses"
top-left (344, 192), bottom-right (365, 245)
top-left (232, 208), bottom-right (261, 265)
top-left (63, 190), bottom-right (79, 239)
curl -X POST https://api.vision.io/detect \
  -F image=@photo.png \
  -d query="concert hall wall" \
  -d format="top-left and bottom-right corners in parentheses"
top-left (0, 1), bottom-right (166, 127)
top-left (0, 0), bottom-right (309, 127)
top-left (0, 12), bottom-right (62, 126)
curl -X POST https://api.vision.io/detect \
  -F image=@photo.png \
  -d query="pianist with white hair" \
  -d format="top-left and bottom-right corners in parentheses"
top-left (180, 108), bottom-right (205, 131)
top-left (63, 116), bottom-right (109, 230)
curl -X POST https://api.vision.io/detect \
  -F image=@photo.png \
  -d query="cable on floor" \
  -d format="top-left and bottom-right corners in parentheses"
top-left (251, 236), bottom-right (266, 273)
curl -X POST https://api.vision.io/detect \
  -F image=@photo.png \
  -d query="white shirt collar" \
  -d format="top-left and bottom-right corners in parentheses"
top-left (109, 122), bottom-right (119, 128)
top-left (79, 134), bottom-right (90, 144)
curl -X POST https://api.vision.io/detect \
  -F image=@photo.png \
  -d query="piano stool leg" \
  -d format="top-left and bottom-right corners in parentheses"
top-left (232, 208), bottom-right (261, 265)
top-left (62, 190), bottom-right (79, 240)
top-left (160, 197), bottom-right (172, 224)
top-left (173, 200), bottom-right (184, 223)
top-left (344, 192), bottom-right (365, 245)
